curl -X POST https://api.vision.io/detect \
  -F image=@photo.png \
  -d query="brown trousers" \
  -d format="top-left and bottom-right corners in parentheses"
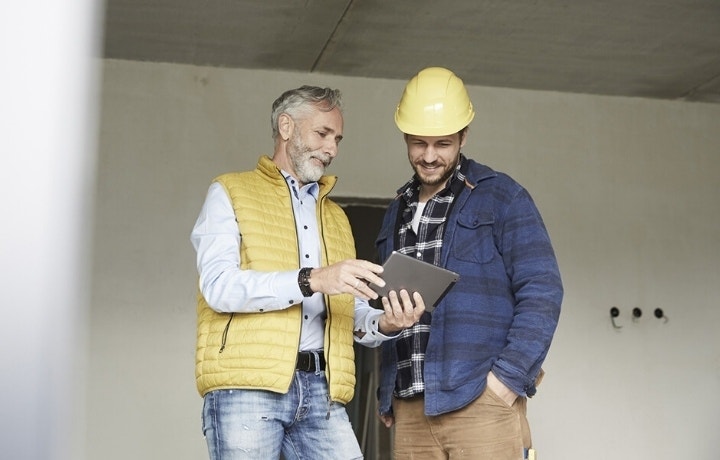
top-left (392, 388), bottom-right (531, 460)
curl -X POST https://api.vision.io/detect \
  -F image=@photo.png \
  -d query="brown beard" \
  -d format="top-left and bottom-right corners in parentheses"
top-left (413, 154), bottom-right (460, 187)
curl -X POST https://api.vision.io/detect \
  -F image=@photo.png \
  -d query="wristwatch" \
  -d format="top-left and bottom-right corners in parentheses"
top-left (298, 267), bottom-right (314, 297)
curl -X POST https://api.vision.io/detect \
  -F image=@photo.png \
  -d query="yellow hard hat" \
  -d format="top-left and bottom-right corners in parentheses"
top-left (394, 67), bottom-right (475, 136)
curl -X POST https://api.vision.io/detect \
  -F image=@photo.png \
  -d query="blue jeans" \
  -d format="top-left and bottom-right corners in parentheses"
top-left (202, 370), bottom-right (363, 460)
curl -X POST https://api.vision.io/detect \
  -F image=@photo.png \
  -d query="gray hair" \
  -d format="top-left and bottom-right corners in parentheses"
top-left (270, 86), bottom-right (343, 139)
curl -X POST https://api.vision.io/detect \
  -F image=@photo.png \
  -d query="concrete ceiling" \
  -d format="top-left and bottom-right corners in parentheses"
top-left (103, 0), bottom-right (720, 103)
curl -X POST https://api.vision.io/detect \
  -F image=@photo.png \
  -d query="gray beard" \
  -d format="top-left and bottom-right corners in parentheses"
top-left (293, 154), bottom-right (325, 184)
top-left (288, 134), bottom-right (328, 184)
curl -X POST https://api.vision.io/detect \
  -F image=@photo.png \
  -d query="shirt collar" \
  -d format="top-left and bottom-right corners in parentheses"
top-left (282, 170), bottom-right (320, 200)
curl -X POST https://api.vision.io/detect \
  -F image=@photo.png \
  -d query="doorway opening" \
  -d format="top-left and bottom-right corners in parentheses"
top-left (338, 198), bottom-right (393, 460)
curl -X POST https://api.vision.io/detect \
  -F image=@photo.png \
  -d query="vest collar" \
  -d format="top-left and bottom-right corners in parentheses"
top-left (257, 155), bottom-right (338, 197)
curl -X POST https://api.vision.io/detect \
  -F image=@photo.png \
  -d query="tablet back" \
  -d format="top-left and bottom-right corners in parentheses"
top-left (369, 251), bottom-right (459, 311)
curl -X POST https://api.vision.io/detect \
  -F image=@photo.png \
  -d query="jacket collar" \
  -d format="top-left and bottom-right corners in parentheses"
top-left (461, 157), bottom-right (497, 187)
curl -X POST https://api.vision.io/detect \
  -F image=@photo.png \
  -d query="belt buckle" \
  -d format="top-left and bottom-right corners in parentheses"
top-left (298, 352), bottom-right (313, 372)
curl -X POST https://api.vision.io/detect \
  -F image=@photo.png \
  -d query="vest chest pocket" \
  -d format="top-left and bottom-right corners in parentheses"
top-left (452, 211), bottom-right (496, 264)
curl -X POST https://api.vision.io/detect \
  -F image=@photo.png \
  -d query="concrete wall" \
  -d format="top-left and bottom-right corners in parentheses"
top-left (90, 59), bottom-right (720, 459)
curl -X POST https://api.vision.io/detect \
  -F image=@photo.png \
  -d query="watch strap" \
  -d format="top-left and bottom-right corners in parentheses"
top-left (298, 267), bottom-right (314, 297)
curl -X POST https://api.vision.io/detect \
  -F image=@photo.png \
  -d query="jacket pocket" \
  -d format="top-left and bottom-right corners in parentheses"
top-left (452, 211), bottom-right (496, 264)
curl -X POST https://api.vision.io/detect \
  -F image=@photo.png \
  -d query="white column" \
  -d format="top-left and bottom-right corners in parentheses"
top-left (0, 1), bottom-right (102, 459)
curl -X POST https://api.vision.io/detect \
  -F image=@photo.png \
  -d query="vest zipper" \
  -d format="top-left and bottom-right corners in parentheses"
top-left (219, 313), bottom-right (234, 353)
top-left (319, 194), bottom-right (333, 405)
top-left (287, 179), bottom-right (304, 383)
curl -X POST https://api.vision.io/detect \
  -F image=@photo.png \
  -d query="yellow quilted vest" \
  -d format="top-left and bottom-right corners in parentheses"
top-left (195, 156), bottom-right (358, 404)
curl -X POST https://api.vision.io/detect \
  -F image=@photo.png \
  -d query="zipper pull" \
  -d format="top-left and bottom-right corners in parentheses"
top-left (219, 313), bottom-right (234, 354)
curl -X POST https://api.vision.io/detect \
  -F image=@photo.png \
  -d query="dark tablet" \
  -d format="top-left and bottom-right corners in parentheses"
top-left (369, 251), bottom-right (459, 312)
